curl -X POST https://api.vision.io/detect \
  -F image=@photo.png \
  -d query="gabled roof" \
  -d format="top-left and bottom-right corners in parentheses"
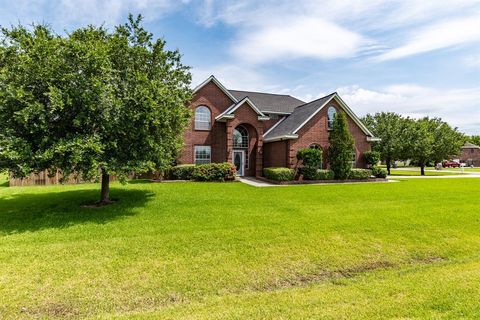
top-left (229, 90), bottom-right (305, 114)
top-left (216, 97), bottom-right (269, 121)
top-left (193, 75), bottom-right (238, 103)
top-left (462, 142), bottom-right (480, 149)
top-left (264, 93), bottom-right (376, 142)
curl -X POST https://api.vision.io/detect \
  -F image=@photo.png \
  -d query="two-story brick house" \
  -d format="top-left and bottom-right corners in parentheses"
top-left (460, 142), bottom-right (480, 167)
top-left (178, 76), bottom-right (379, 177)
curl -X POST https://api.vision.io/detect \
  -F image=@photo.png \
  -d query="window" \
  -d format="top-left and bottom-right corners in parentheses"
top-left (195, 106), bottom-right (211, 130)
top-left (233, 126), bottom-right (249, 148)
top-left (327, 106), bottom-right (337, 130)
top-left (195, 146), bottom-right (211, 164)
top-left (233, 126), bottom-right (249, 168)
top-left (351, 152), bottom-right (356, 168)
top-left (309, 144), bottom-right (321, 149)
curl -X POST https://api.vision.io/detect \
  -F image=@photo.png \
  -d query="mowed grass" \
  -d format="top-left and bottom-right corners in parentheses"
top-left (389, 168), bottom-right (462, 176)
top-left (1, 178), bottom-right (480, 319)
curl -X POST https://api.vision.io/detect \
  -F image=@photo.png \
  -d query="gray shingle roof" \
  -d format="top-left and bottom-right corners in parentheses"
top-left (228, 90), bottom-right (305, 114)
top-left (264, 93), bottom-right (336, 140)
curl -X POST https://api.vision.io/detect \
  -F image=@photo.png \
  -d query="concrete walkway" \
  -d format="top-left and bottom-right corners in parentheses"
top-left (238, 177), bottom-right (398, 187)
top-left (237, 177), bottom-right (278, 187)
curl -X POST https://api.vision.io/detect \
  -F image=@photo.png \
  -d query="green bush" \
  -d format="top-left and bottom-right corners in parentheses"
top-left (170, 164), bottom-right (195, 180)
top-left (364, 150), bottom-right (381, 167)
top-left (192, 163), bottom-right (237, 182)
top-left (348, 169), bottom-right (372, 180)
top-left (371, 166), bottom-right (388, 178)
top-left (297, 148), bottom-right (323, 168)
top-left (263, 167), bottom-right (295, 181)
top-left (299, 167), bottom-right (334, 180)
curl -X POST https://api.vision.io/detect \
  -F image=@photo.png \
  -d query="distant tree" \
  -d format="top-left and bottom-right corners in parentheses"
top-left (469, 135), bottom-right (480, 146)
top-left (329, 112), bottom-right (355, 179)
top-left (0, 15), bottom-right (192, 204)
top-left (405, 117), bottom-right (463, 175)
top-left (362, 112), bottom-right (409, 174)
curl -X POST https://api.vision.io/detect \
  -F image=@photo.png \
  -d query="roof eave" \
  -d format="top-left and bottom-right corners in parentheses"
top-left (263, 134), bottom-right (299, 143)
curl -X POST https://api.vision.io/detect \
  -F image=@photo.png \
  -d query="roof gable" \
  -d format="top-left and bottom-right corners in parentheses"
top-left (193, 75), bottom-right (238, 103)
top-left (264, 93), bottom-right (375, 142)
top-left (216, 97), bottom-right (269, 122)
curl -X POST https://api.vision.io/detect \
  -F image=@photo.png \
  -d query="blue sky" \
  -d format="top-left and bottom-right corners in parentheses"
top-left (1, 0), bottom-right (479, 134)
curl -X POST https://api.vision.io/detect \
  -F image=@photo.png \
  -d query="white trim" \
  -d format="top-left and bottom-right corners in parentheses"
top-left (193, 75), bottom-right (238, 103)
top-left (367, 137), bottom-right (382, 142)
top-left (257, 116), bottom-right (271, 121)
top-left (263, 116), bottom-right (287, 137)
top-left (262, 110), bottom-right (292, 115)
top-left (292, 94), bottom-right (336, 134)
top-left (263, 134), bottom-right (299, 143)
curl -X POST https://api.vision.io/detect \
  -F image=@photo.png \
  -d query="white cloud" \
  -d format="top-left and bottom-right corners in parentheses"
top-left (336, 84), bottom-right (480, 134)
top-left (377, 13), bottom-right (480, 61)
top-left (232, 17), bottom-right (368, 64)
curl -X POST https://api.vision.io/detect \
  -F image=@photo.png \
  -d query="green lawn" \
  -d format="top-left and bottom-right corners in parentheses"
top-left (1, 179), bottom-right (480, 319)
top-left (389, 168), bottom-right (463, 176)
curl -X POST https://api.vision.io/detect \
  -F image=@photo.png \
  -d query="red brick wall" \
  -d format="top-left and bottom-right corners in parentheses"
top-left (461, 148), bottom-right (480, 166)
top-left (287, 99), bottom-right (371, 169)
top-left (178, 81), bottom-right (234, 164)
top-left (263, 140), bottom-right (288, 168)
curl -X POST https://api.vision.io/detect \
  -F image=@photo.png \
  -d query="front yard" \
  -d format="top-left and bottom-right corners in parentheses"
top-left (1, 178), bottom-right (480, 318)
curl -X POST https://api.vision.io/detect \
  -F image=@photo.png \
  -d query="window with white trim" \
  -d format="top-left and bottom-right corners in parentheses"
top-left (327, 106), bottom-right (337, 130)
top-left (351, 152), bottom-right (356, 168)
top-left (195, 146), bottom-right (211, 164)
top-left (194, 106), bottom-right (211, 130)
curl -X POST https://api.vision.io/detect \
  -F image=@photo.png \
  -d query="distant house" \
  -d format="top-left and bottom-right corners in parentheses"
top-left (178, 75), bottom-right (379, 177)
top-left (460, 142), bottom-right (480, 167)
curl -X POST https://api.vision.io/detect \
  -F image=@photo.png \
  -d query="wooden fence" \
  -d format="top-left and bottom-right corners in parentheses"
top-left (8, 170), bottom-right (118, 187)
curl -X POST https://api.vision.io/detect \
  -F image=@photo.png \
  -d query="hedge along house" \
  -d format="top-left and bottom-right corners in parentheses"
top-left (178, 76), bottom-right (380, 177)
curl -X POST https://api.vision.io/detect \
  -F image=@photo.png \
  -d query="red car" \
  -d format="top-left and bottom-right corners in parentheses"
top-left (443, 160), bottom-right (460, 168)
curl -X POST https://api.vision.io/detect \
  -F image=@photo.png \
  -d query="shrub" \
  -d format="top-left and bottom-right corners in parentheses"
top-left (299, 167), bottom-right (334, 180)
top-left (170, 164), bottom-right (195, 180)
top-left (192, 163), bottom-right (237, 182)
top-left (348, 168), bottom-right (372, 180)
top-left (329, 112), bottom-right (355, 179)
top-left (297, 148), bottom-right (323, 168)
top-left (263, 167), bottom-right (295, 181)
top-left (364, 150), bottom-right (381, 167)
top-left (371, 166), bottom-right (388, 178)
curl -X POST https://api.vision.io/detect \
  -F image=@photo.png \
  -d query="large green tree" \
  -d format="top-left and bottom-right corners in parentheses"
top-left (468, 135), bottom-right (480, 146)
top-left (0, 15), bottom-right (192, 204)
top-left (328, 112), bottom-right (355, 179)
top-left (362, 112), bottom-right (409, 174)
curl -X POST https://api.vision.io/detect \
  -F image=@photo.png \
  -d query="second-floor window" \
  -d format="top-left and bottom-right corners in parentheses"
top-left (195, 106), bottom-right (211, 130)
top-left (327, 106), bottom-right (337, 130)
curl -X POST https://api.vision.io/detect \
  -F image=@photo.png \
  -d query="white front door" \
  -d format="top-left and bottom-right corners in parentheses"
top-left (233, 150), bottom-right (245, 176)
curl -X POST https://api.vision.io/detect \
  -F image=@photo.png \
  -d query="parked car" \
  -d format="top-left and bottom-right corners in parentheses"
top-left (442, 160), bottom-right (460, 168)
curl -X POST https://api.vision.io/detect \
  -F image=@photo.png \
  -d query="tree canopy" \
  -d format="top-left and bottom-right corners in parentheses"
top-left (0, 15), bottom-right (192, 203)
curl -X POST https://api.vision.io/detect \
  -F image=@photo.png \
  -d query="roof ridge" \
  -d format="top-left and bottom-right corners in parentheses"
top-left (293, 92), bottom-right (336, 109)
top-left (228, 89), bottom-right (300, 98)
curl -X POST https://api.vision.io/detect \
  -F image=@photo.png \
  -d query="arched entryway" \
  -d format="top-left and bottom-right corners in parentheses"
top-left (232, 124), bottom-right (258, 176)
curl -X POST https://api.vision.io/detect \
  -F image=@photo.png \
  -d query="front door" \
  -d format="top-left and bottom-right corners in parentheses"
top-left (233, 150), bottom-right (245, 176)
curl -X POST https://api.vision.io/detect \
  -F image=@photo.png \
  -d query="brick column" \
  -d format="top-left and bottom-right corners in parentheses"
top-left (256, 127), bottom-right (264, 177)
top-left (226, 120), bottom-right (233, 163)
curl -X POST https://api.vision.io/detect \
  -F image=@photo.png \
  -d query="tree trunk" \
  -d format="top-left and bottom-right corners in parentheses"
top-left (99, 169), bottom-right (111, 204)
top-left (386, 157), bottom-right (391, 175)
top-left (420, 163), bottom-right (425, 176)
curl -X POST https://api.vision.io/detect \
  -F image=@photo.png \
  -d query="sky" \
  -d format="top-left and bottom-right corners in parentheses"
top-left (0, 0), bottom-right (479, 134)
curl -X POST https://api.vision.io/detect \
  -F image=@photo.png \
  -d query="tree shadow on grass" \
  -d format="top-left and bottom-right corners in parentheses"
top-left (0, 187), bottom-right (154, 235)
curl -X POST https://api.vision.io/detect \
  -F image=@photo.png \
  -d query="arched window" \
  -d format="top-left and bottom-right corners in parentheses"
top-left (327, 106), bottom-right (337, 130)
top-left (233, 126), bottom-right (249, 148)
top-left (309, 144), bottom-right (321, 149)
top-left (195, 106), bottom-right (211, 130)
